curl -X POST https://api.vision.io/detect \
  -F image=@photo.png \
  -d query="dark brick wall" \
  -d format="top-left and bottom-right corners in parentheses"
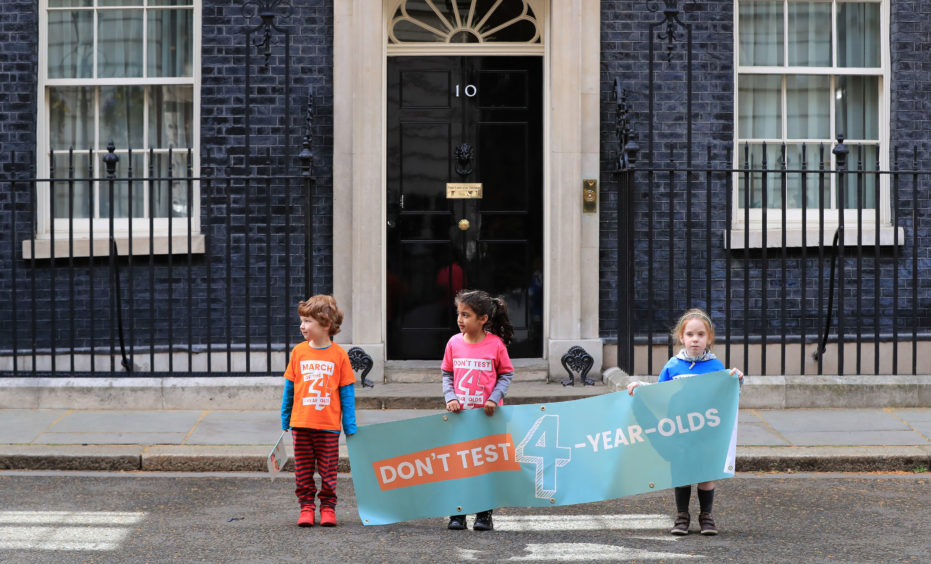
top-left (197, 0), bottom-right (335, 346)
top-left (0, 1), bottom-right (334, 362)
top-left (1, 1), bottom-right (927, 369)
top-left (0, 1), bottom-right (38, 357)
top-left (888, 0), bottom-right (931, 336)
top-left (0, 1), bottom-right (37, 163)
top-left (600, 0), bottom-right (737, 338)
top-left (599, 1), bottom-right (931, 350)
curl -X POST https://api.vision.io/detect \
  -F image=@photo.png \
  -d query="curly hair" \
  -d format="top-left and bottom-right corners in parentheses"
top-left (297, 295), bottom-right (343, 337)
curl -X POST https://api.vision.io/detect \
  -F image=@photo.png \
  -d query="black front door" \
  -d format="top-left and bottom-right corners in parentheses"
top-left (387, 56), bottom-right (543, 360)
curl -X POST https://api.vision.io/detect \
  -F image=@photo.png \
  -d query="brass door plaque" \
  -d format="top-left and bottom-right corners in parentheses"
top-left (582, 179), bottom-right (597, 213)
top-left (446, 183), bottom-right (483, 199)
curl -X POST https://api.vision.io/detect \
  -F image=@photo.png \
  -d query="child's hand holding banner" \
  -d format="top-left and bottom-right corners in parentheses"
top-left (348, 370), bottom-right (740, 525)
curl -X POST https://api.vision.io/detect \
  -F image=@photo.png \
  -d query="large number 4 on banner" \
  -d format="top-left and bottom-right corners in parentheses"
top-left (515, 414), bottom-right (571, 499)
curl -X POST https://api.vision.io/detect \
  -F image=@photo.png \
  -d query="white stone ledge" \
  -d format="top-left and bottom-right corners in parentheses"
top-left (601, 370), bottom-right (931, 409)
top-left (0, 377), bottom-right (281, 410)
top-left (726, 226), bottom-right (904, 249)
top-left (22, 233), bottom-right (206, 260)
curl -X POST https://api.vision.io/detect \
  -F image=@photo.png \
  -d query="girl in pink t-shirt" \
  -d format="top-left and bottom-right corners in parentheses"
top-left (441, 289), bottom-right (515, 532)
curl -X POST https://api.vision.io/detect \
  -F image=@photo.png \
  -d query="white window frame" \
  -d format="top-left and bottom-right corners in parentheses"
top-left (30, 0), bottom-right (202, 259)
top-left (731, 0), bottom-right (898, 248)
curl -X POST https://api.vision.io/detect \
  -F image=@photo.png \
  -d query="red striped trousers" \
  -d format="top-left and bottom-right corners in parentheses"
top-left (291, 428), bottom-right (340, 509)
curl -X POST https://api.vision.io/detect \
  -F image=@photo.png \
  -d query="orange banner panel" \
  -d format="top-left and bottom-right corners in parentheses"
top-left (373, 433), bottom-right (520, 491)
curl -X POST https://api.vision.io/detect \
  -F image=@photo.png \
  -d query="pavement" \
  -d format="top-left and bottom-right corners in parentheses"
top-left (0, 380), bottom-right (929, 474)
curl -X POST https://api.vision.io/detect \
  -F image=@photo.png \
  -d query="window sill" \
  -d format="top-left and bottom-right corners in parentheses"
top-left (22, 234), bottom-right (206, 260)
top-left (725, 226), bottom-right (904, 250)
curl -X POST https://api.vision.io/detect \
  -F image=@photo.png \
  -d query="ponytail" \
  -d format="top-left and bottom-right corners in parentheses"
top-left (486, 296), bottom-right (514, 347)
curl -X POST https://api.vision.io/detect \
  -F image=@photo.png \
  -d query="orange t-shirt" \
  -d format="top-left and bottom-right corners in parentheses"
top-left (284, 342), bottom-right (356, 431)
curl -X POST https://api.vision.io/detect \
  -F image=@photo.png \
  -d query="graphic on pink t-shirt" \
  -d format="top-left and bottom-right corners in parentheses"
top-left (442, 333), bottom-right (513, 410)
top-left (452, 357), bottom-right (493, 407)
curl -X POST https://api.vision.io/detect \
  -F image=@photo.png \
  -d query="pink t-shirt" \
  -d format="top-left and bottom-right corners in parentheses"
top-left (441, 333), bottom-right (514, 409)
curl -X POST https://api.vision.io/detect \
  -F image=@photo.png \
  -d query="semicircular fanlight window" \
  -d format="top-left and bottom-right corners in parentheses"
top-left (389, 0), bottom-right (540, 44)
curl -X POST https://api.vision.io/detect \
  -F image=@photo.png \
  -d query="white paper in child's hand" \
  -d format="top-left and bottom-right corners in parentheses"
top-left (267, 431), bottom-right (289, 476)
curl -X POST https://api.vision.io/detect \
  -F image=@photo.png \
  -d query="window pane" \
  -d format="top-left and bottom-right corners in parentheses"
top-left (393, 1), bottom-right (448, 41)
top-left (391, 0), bottom-right (538, 43)
top-left (99, 0), bottom-right (143, 6)
top-left (150, 151), bottom-right (190, 218)
top-left (49, 1), bottom-right (93, 7)
top-left (51, 151), bottom-right (91, 218)
top-left (835, 76), bottom-right (878, 140)
top-left (786, 75), bottom-right (830, 139)
top-left (148, 86), bottom-right (193, 148)
top-left (48, 10), bottom-right (93, 79)
top-left (840, 144), bottom-right (878, 209)
top-left (738, 142), bottom-right (783, 208)
top-left (100, 86), bottom-right (144, 149)
top-left (838, 2), bottom-right (880, 67)
top-left (148, 8), bottom-right (193, 77)
top-left (482, 19), bottom-right (536, 42)
top-left (98, 10), bottom-right (143, 77)
top-left (739, 1), bottom-right (783, 66)
top-left (738, 75), bottom-right (782, 138)
top-left (784, 143), bottom-right (829, 209)
top-left (49, 86), bottom-right (94, 150)
top-left (100, 152), bottom-right (145, 219)
top-left (392, 19), bottom-right (446, 42)
top-left (478, 0), bottom-right (537, 42)
top-left (149, 0), bottom-right (194, 5)
top-left (787, 1), bottom-right (831, 66)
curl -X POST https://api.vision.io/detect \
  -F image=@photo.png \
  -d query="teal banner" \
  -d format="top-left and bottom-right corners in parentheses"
top-left (348, 370), bottom-right (740, 525)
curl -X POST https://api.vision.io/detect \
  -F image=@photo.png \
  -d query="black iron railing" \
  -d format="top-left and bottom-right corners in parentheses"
top-left (2, 140), bottom-right (317, 377)
top-left (614, 132), bottom-right (929, 376)
top-left (610, 0), bottom-right (929, 376)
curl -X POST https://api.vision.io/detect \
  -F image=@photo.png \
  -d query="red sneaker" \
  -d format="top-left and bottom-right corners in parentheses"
top-left (320, 507), bottom-right (337, 527)
top-left (297, 506), bottom-right (315, 527)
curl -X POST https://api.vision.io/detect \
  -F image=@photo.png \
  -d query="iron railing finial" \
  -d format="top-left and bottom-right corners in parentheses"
top-left (103, 140), bottom-right (119, 178)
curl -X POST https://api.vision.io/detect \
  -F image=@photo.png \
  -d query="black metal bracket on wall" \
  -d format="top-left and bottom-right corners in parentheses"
top-left (242, 0), bottom-right (293, 69)
top-left (348, 347), bottom-right (375, 388)
top-left (560, 346), bottom-right (595, 386)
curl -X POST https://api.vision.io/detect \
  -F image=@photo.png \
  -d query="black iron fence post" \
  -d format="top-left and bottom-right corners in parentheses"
top-left (833, 135), bottom-right (849, 374)
top-left (299, 86), bottom-right (315, 299)
top-left (614, 80), bottom-right (639, 373)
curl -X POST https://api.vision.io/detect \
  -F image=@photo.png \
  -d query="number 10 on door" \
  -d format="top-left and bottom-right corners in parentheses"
top-left (455, 84), bottom-right (477, 97)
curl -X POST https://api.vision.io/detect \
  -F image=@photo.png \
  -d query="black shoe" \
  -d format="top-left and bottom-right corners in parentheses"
top-left (447, 515), bottom-right (466, 530)
top-left (698, 512), bottom-right (718, 536)
top-left (473, 511), bottom-right (493, 531)
top-left (671, 512), bottom-right (690, 535)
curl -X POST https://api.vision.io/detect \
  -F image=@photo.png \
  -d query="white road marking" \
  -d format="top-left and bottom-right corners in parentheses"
top-left (0, 511), bottom-right (145, 525)
top-left (493, 513), bottom-right (670, 532)
top-left (505, 543), bottom-right (703, 561)
top-left (0, 511), bottom-right (145, 551)
top-left (628, 534), bottom-right (679, 542)
top-left (458, 515), bottom-right (696, 562)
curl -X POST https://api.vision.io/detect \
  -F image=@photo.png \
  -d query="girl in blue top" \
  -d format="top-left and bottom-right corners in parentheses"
top-left (627, 308), bottom-right (743, 536)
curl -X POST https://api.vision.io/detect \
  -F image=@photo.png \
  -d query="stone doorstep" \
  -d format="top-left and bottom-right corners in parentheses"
top-left (385, 359), bottom-right (550, 383)
top-left (1, 444), bottom-right (928, 473)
